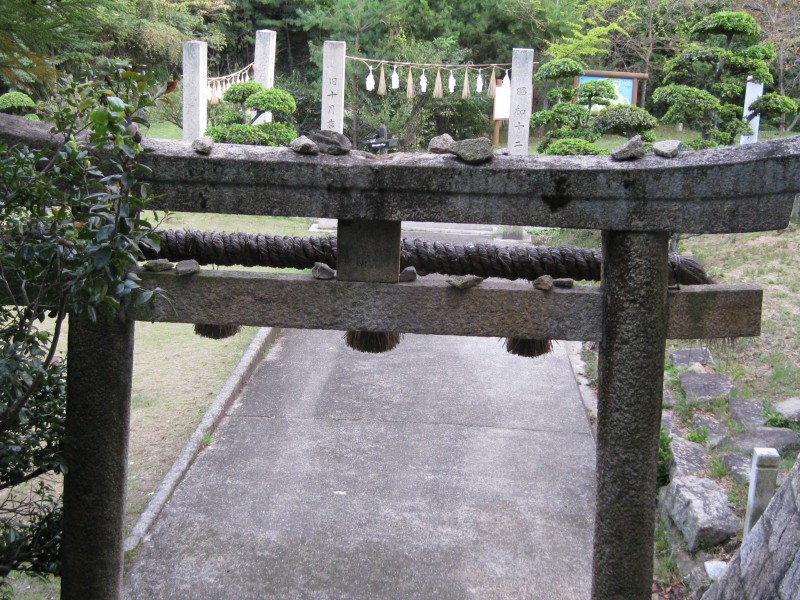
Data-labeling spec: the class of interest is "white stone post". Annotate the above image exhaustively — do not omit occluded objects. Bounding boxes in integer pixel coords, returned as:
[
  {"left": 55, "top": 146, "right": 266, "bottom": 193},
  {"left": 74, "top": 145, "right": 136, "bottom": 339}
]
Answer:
[
  {"left": 253, "top": 29, "right": 277, "bottom": 125},
  {"left": 182, "top": 41, "right": 208, "bottom": 142},
  {"left": 740, "top": 77, "right": 764, "bottom": 145},
  {"left": 321, "top": 41, "right": 346, "bottom": 133},
  {"left": 743, "top": 447, "right": 780, "bottom": 537},
  {"left": 507, "top": 48, "right": 535, "bottom": 156}
]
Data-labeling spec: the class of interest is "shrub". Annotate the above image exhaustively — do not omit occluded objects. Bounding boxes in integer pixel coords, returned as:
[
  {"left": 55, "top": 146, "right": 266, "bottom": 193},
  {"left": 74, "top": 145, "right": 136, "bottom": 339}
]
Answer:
[
  {"left": 0, "top": 92, "right": 35, "bottom": 116},
  {"left": 206, "top": 122, "right": 296, "bottom": 146},
  {"left": 222, "top": 81, "right": 264, "bottom": 104},
  {"left": 535, "top": 58, "right": 584, "bottom": 82},
  {"left": 245, "top": 88, "right": 296, "bottom": 120},
  {"left": 592, "top": 105, "right": 658, "bottom": 139},
  {"left": 254, "top": 122, "right": 296, "bottom": 146},
  {"left": 657, "top": 428, "right": 672, "bottom": 489},
  {"left": 544, "top": 138, "right": 600, "bottom": 155}
]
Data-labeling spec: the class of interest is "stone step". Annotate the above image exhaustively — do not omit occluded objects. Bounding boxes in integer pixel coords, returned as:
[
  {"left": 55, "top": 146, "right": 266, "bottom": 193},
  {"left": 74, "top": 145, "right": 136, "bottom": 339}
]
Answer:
[
  {"left": 728, "top": 397, "right": 766, "bottom": 430},
  {"left": 680, "top": 372, "right": 734, "bottom": 404}
]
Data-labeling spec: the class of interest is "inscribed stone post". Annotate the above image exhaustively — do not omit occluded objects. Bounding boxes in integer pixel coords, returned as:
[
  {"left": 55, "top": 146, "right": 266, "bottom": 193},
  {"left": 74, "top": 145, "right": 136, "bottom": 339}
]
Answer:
[
  {"left": 321, "top": 41, "right": 346, "bottom": 134},
  {"left": 743, "top": 447, "right": 780, "bottom": 537},
  {"left": 182, "top": 41, "right": 208, "bottom": 142},
  {"left": 740, "top": 78, "right": 764, "bottom": 145},
  {"left": 507, "top": 48, "right": 534, "bottom": 155},
  {"left": 253, "top": 30, "right": 277, "bottom": 125}
]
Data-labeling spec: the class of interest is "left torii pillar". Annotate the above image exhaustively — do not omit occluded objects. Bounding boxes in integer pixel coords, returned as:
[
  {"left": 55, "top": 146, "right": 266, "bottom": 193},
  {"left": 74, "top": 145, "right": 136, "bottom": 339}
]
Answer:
[{"left": 61, "top": 313, "right": 135, "bottom": 600}]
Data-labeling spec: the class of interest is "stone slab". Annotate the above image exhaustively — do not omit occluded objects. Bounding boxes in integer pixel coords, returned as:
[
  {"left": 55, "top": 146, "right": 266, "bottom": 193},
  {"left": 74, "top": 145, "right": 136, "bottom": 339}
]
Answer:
[
  {"left": 775, "top": 397, "right": 800, "bottom": 421},
  {"left": 722, "top": 452, "right": 752, "bottom": 484},
  {"left": 670, "top": 348, "right": 714, "bottom": 367},
  {"left": 720, "top": 427, "right": 800, "bottom": 453},
  {"left": 670, "top": 436, "right": 711, "bottom": 479},
  {"left": 123, "top": 331, "right": 596, "bottom": 600},
  {"left": 729, "top": 397, "right": 766, "bottom": 430},
  {"left": 680, "top": 372, "right": 734, "bottom": 404},
  {"left": 691, "top": 413, "right": 729, "bottom": 447}
]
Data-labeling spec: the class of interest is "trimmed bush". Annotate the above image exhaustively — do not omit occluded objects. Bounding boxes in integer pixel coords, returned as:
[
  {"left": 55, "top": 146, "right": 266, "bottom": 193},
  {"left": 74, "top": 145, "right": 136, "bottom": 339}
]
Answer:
[
  {"left": 592, "top": 105, "right": 658, "bottom": 139},
  {"left": 245, "top": 88, "right": 296, "bottom": 120},
  {"left": 222, "top": 81, "right": 264, "bottom": 104},
  {"left": 535, "top": 58, "right": 584, "bottom": 82},
  {"left": 254, "top": 122, "right": 296, "bottom": 146},
  {"left": 206, "top": 122, "right": 296, "bottom": 146},
  {"left": 0, "top": 91, "right": 35, "bottom": 115},
  {"left": 544, "top": 138, "right": 600, "bottom": 155}
]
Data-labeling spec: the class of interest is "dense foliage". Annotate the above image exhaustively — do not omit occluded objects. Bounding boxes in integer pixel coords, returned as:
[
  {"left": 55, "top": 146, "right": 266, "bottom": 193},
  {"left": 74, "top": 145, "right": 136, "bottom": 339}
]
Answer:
[{"left": 206, "top": 81, "right": 298, "bottom": 145}]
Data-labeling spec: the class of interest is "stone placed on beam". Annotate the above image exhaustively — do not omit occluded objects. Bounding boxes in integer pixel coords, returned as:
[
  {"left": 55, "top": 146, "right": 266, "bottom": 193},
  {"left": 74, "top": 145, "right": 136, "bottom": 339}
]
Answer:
[
  {"left": 305, "top": 130, "right": 352, "bottom": 155},
  {"left": 175, "top": 259, "right": 201, "bottom": 277},
  {"left": 446, "top": 275, "right": 484, "bottom": 290},
  {"left": 142, "top": 259, "right": 174, "bottom": 272},
  {"left": 290, "top": 135, "right": 320, "bottom": 155},
  {"left": 552, "top": 278, "right": 574, "bottom": 288},
  {"left": 191, "top": 136, "right": 214, "bottom": 155},
  {"left": 532, "top": 275, "right": 554, "bottom": 290},
  {"left": 428, "top": 133, "right": 455, "bottom": 154},
  {"left": 399, "top": 266, "right": 417, "bottom": 282},
  {"left": 448, "top": 137, "right": 494, "bottom": 165},
  {"left": 653, "top": 140, "right": 683, "bottom": 158},
  {"left": 311, "top": 262, "right": 336, "bottom": 280},
  {"left": 610, "top": 135, "right": 647, "bottom": 161}
]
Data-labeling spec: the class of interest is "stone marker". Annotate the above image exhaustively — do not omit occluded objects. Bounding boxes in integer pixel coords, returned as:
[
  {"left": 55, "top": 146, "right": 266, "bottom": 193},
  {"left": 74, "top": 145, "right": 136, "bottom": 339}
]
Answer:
[
  {"left": 428, "top": 133, "right": 455, "bottom": 154},
  {"left": 311, "top": 262, "right": 335, "bottom": 280},
  {"left": 679, "top": 372, "right": 733, "bottom": 403},
  {"left": 142, "top": 259, "right": 174, "bottom": 272},
  {"left": 508, "top": 48, "right": 535, "bottom": 155},
  {"left": 610, "top": 135, "right": 647, "bottom": 161},
  {"left": 653, "top": 140, "right": 683, "bottom": 158},
  {"left": 669, "top": 436, "right": 710, "bottom": 479},
  {"left": 720, "top": 427, "right": 800, "bottom": 453},
  {"left": 728, "top": 397, "right": 766, "bottom": 430},
  {"left": 446, "top": 275, "right": 484, "bottom": 290},
  {"left": 191, "top": 136, "right": 214, "bottom": 155},
  {"left": 175, "top": 259, "right": 201, "bottom": 277},
  {"left": 290, "top": 135, "right": 319, "bottom": 155},
  {"left": 532, "top": 275, "right": 554, "bottom": 290},
  {"left": 743, "top": 447, "right": 780, "bottom": 537},
  {"left": 449, "top": 137, "right": 493, "bottom": 164},
  {"left": 320, "top": 41, "right": 345, "bottom": 133},
  {"left": 775, "top": 397, "right": 800, "bottom": 421},
  {"left": 182, "top": 41, "right": 207, "bottom": 142},
  {"left": 670, "top": 347, "right": 714, "bottom": 367},
  {"left": 398, "top": 266, "right": 417, "bottom": 282},
  {"left": 659, "top": 476, "right": 740, "bottom": 551}
]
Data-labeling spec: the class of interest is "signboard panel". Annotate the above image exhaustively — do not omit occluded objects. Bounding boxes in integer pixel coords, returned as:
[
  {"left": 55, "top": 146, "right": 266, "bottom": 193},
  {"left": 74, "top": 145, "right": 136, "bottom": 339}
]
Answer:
[{"left": 578, "top": 75, "right": 635, "bottom": 110}]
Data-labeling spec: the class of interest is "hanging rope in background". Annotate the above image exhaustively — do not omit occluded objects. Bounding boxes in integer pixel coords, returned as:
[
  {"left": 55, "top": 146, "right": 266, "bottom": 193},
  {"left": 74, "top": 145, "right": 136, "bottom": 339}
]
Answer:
[{"left": 207, "top": 63, "right": 254, "bottom": 104}]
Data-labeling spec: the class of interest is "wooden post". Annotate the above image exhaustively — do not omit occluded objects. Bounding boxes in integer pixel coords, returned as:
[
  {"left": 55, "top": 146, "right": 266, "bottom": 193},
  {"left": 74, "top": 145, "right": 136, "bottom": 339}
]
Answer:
[
  {"left": 253, "top": 29, "right": 277, "bottom": 125},
  {"left": 182, "top": 41, "right": 207, "bottom": 142},
  {"left": 321, "top": 41, "right": 346, "bottom": 133},
  {"left": 593, "top": 231, "right": 669, "bottom": 600},
  {"left": 61, "top": 314, "right": 135, "bottom": 600}
]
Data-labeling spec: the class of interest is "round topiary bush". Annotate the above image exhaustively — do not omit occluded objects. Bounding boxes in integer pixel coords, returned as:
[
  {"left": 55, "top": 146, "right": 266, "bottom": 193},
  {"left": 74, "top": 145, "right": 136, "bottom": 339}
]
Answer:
[
  {"left": 245, "top": 88, "right": 296, "bottom": 120},
  {"left": 206, "top": 123, "right": 269, "bottom": 145},
  {"left": 544, "top": 138, "right": 601, "bottom": 155},
  {"left": 592, "top": 105, "right": 658, "bottom": 139},
  {"left": 222, "top": 82, "right": 265, "bottom": 104},
  {"left": 0, "top": 91, "right": 35, "bottom": 115},
  {"left": 254, "top": 122, "right": 296, "bottom": 146},
  {"left": 535, "top": 58, "right": 584, "bottom": 82}
]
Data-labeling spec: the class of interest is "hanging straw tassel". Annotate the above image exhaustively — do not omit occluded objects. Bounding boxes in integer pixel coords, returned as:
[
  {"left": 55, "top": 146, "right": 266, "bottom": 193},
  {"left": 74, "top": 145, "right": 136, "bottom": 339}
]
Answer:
[
  {"left": 345, "top": 331, "right": 402, "bottom": 353},
  {"left": 433, "top": 69, "right": 444, "bottom": 99},
  {"left": 194, "top": 324, "right": 242, "bottom": 340},
  {"left": 407, "top": 68, "right": 416, "bottom": 98},
  {"left": 505, "top": 337, "right": 553, "bottom": 358},
  {"left": 488, "top": 66, "right": 497, "bottom": 98},
  {"left": 462, "top": 68, "right": 471, "bottom": 99},
  {"left": 378, "top": 63, "right": 387, "bottom": 95}
]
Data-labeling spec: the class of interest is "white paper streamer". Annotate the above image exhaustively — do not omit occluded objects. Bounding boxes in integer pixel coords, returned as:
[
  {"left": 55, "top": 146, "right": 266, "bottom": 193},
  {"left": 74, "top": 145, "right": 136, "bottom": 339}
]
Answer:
[
  {"left": 476, "top": 69, "right": 484, "bottom": 93},
  {"left": 366, "top": 66, "right": 375, "bottom": 91},
  {"left": 420, "top": 69, "right": 428, "bottom": 93},
  {"left": 448, "top": 70, "right": 456, "bottom": 94},
  {"left": 391, "top": 65, "right": 400, "bottom": 89}
]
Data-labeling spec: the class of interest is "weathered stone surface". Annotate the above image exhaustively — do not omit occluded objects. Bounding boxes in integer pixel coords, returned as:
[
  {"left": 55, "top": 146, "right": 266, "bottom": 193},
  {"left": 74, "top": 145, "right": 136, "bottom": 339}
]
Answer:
[
  {"left": 720, "top": 427, "right": 800, "bottom": 453},
  {"left": 671, "top": 347, "right": 714, "bottom": 367},
  {"left": 702, "top": 457, "right": 800, "bottom": 600},
  {"left": 305, "top": 130, "right": 351, "bottom": 155},
  {"left": 680, "top": 372, "right": 733, "bottom": 403},
  {"left": 289, "top": 135, "right": 319, "bottom": 155},
  {"left": 311, "top": 262, "right": 335, "bottom": 280},
  {"left": 654, "top": 140, "right": 683, "bottom": 158},
  {"left": 445, "top": 275, "right": 484, "bottom": 290},
  {"left": 722, "top": 452, "right": 751, "bottom": 483},
  {"left": 533, "top": 275, "right": 554, "bottom": 290},
  {"left": 552, "top": 278, "right": 574, "bottom": 288},
  {"left": 775, "top": 397, "right": 800, "bottom": 421},
  {"left": 692, "top": 413, "right": 729, "bottom": 447},
  {"left": 3, "top": 113, "right": 798, "bottom": 234},
  {"left": 610, "top": 135, "right": 647, "bottom": 161},
  {"left": 659, "top": 476, "right": 740, "bottom": 551},
  {"left": 142, "top": 259, "right": 174, "bottom": 272},
  {"left": 191, "top": 136, "right": 214, "bottom": 155},
  {"left": 175, "top": 259, "right": 201, "bottom": 276},
  {"left": 670, "top": 436, "right": 710, "bottom": 479},
  {"left": 428, "top": 133, "right": 455, "bottom": 154},
  {"left": 729, "top": 397, "right": 766, "bottom": 430},
  {"left": 398, "top": 266, "right": 417, "bottom": 282},
  {"left": 663, "top": 386, "right": 677, "bottom": 408},
  {"left": 662, "top": 412, "right": 680, "bottom": 436},
  {"left": 449, "top": 137, "right": 493, "bottom": 165},
  {"left": 705, "top": 560, "right": 728, "bottom": 581}
]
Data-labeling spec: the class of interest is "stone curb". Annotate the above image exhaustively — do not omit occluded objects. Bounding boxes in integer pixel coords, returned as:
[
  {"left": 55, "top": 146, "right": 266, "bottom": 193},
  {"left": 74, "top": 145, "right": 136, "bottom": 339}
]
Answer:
[
  {"left": 123, "top": 327, "right": 282, "bottom": 554},
  {"left": 565, "top": 341, "right": 598, "bottom": 438}
]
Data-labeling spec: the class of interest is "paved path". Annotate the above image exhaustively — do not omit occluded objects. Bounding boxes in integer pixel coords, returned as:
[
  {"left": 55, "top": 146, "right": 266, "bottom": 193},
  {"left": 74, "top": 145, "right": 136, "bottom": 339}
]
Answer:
[{"left": 124, "top": 329, "right": 596, "bottom": 599}]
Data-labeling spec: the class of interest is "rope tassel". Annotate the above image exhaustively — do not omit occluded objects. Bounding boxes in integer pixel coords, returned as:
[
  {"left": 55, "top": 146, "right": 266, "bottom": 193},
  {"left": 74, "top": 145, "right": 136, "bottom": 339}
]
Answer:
[
  {"left": 488, "top": 67, "right": 497, "bottom": 98},
  {"left": 433, "top": 69, "right": 443, "bottom": 99},
  {"left": 406, "top": 68, "right": 416, "bottom": 98},
  {"left": 194, "top": 323, "right": 242, "bottom": 339},
  {"left": 462, "top": 68, "right": 470, "bottom": 99},
  {"left": 505, "top": 337, "right": 553, "bottom": 358},
  {"left": 378, "top": 64, "right": 387, "bottom": 95},
  {"left": 345, "top": 331, "right": 402, "bottom": 353}
]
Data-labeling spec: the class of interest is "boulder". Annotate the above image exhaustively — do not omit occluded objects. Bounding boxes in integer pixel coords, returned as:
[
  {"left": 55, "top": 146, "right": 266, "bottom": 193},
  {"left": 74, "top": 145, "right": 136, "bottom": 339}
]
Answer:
[
  {"left": 446, "top": 275, "right": 484, "bottom": 290},
  {"left": 670, "top": 347, "right": 714, "bottom": 367},
  {"left": 532, "top": 275, "right": 554, "bottom": 290},
  {"left": 428, "top": 133, "right": 455, "bottom": 154},
  {"left": 670, "top": 436, "right": 710, "bottom": 479},
  {"left": 659, "top": 476, "right": 740, "bottom": 552},
  {"left": 175, "top": 259, "right": 201, "bottom": 277},
  {"left": 449, "top": 137, "right": 494, "bottom": 164},
  {"left": 775, "top": 397, "right": 800, "bottom": 421},
  {"left": 692, "top": 413, "right": 729, "bottom": 448},
  {"left": 399, "top": 266, "right": 417, "bottom": 282},
  {"left": 721, "top": 452, "right": 751, "bottom": 484},
  {"left": 729, "top": 397, "right": 766, "bottom": 430},
  {"left": 653, "top": 139, "right": 683, "bottom": 158},
  {"left": 680, "top": 372, "right": 733, "bottom": 403},
  {"left": 720, "top": 427, "right": 800, "bottom": 453}
]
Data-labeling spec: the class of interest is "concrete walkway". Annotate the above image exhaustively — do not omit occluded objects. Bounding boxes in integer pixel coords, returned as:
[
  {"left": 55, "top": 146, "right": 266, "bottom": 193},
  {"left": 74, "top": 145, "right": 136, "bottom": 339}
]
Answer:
[{"left": 124, "top": 330, "right": 596, "bottom": 599}]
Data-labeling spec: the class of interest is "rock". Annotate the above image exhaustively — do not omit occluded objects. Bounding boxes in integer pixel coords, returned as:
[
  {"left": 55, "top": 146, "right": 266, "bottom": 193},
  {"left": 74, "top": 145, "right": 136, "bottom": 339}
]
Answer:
[
  {"left": 728, "top": 397, "right": 766, "bottom": 430},
  {"left": 289, "top": 135, "right": 320, "bottom": 155},
  {"left": 449, "top": 137, "right": 494, "bottom": 164},
  {"left": 311, "top": 262, "right": 336, "bottom": 280},
  {"left": 670, "top": 436, "right": 710, "bottom": 479},
  {"left": 305, "top": 130, "right": 352, "bottom": 155},
  {"left": 719, "top": 427, "right": 800, "bottom": 453},
  {"left": 428, "top": 133, "right": 455, "bottom": 154},
  {"left": 446, "top": 275, "right": 484, "bottom": 290},
  {"left": 663, "top": 385, "right": 678, "bottom": 409},
  {"left": 142, "top": 259, "right": 174, "bottom": 272},
  {"left": 399, "top": 266, "right": 417, "bottom": 282},
  {"left": 532, "top": 275, "right": 554, "bottom": 290},
  {"left": 610, "top": 135, "right": 647, "bottom": 161},
  {"left": 691, "top": 413, "right": 729, "bottom": 447},
  {"left": 662, "top": 412, "right": 680, "bottom": 436},
  {"left": 704, "top": 560, "right": 728, "bottom": 581},
  {"left": 721, "top": 452, "right": 751, "bottom": 484},
  {"left": 191, "top": 136, "right": 214, "bottom": 155},
  {"left": 654, "top": 139, "right": 683, "bottom": 158},
  {"left": 775, "top": 397, "right": 800, "bottom": 421},
  {"left": 659, "top": 476, "right": 740, "bottom": 552},
  {"left": 175, "top": 259, "right": 201, "bottom": 277},
  {"left": 552, "top": 278, "right": 574, "bottom": 288},
  {"left": 671, "top": 348, "right": 714, "bottom": 367},
  {"left": 680, "top": 372, "right": 733, "bottom": 404},
  {"left": 494, "top": 148, "right": 510, "bottom": 156}
]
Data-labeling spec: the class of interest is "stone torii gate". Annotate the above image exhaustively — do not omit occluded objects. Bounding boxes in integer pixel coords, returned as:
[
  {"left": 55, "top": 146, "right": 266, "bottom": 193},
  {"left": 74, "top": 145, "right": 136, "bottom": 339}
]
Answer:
[{"left": 1, "top": 114, "right": 798, "bottom": 599}]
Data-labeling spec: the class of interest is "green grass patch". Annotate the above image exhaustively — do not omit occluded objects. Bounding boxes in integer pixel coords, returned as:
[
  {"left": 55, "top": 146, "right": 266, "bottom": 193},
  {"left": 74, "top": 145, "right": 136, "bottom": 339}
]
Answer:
[{"left": 144, "top": 120, "right": 182, "bottom": 140}]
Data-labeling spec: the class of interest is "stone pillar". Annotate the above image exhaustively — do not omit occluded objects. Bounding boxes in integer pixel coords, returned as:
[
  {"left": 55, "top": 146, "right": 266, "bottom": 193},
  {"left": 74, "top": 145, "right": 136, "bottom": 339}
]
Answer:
[
  {"left": 743, "top": 447, "right": 780, "bottom": 537},
  {"left": 740, "top": 78, "right": 764, "bottom": 145},
  {"left": 593, "top": 231, "right": 669, "bottom": 600},
  {"left": 182, "top": 40, "right": 208, "bottom": 142},
  {"left": 321, "top": 41, "right": 346, "bottom": 133},
  {"left": 253, "top": 29, "right": 277, "bottom": 125},
  {"left": 507, "top": 48, "right": 534, "bottom": 156},
  {"left": 61, "top": 314, "right": 135, "bottom": 600}
]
